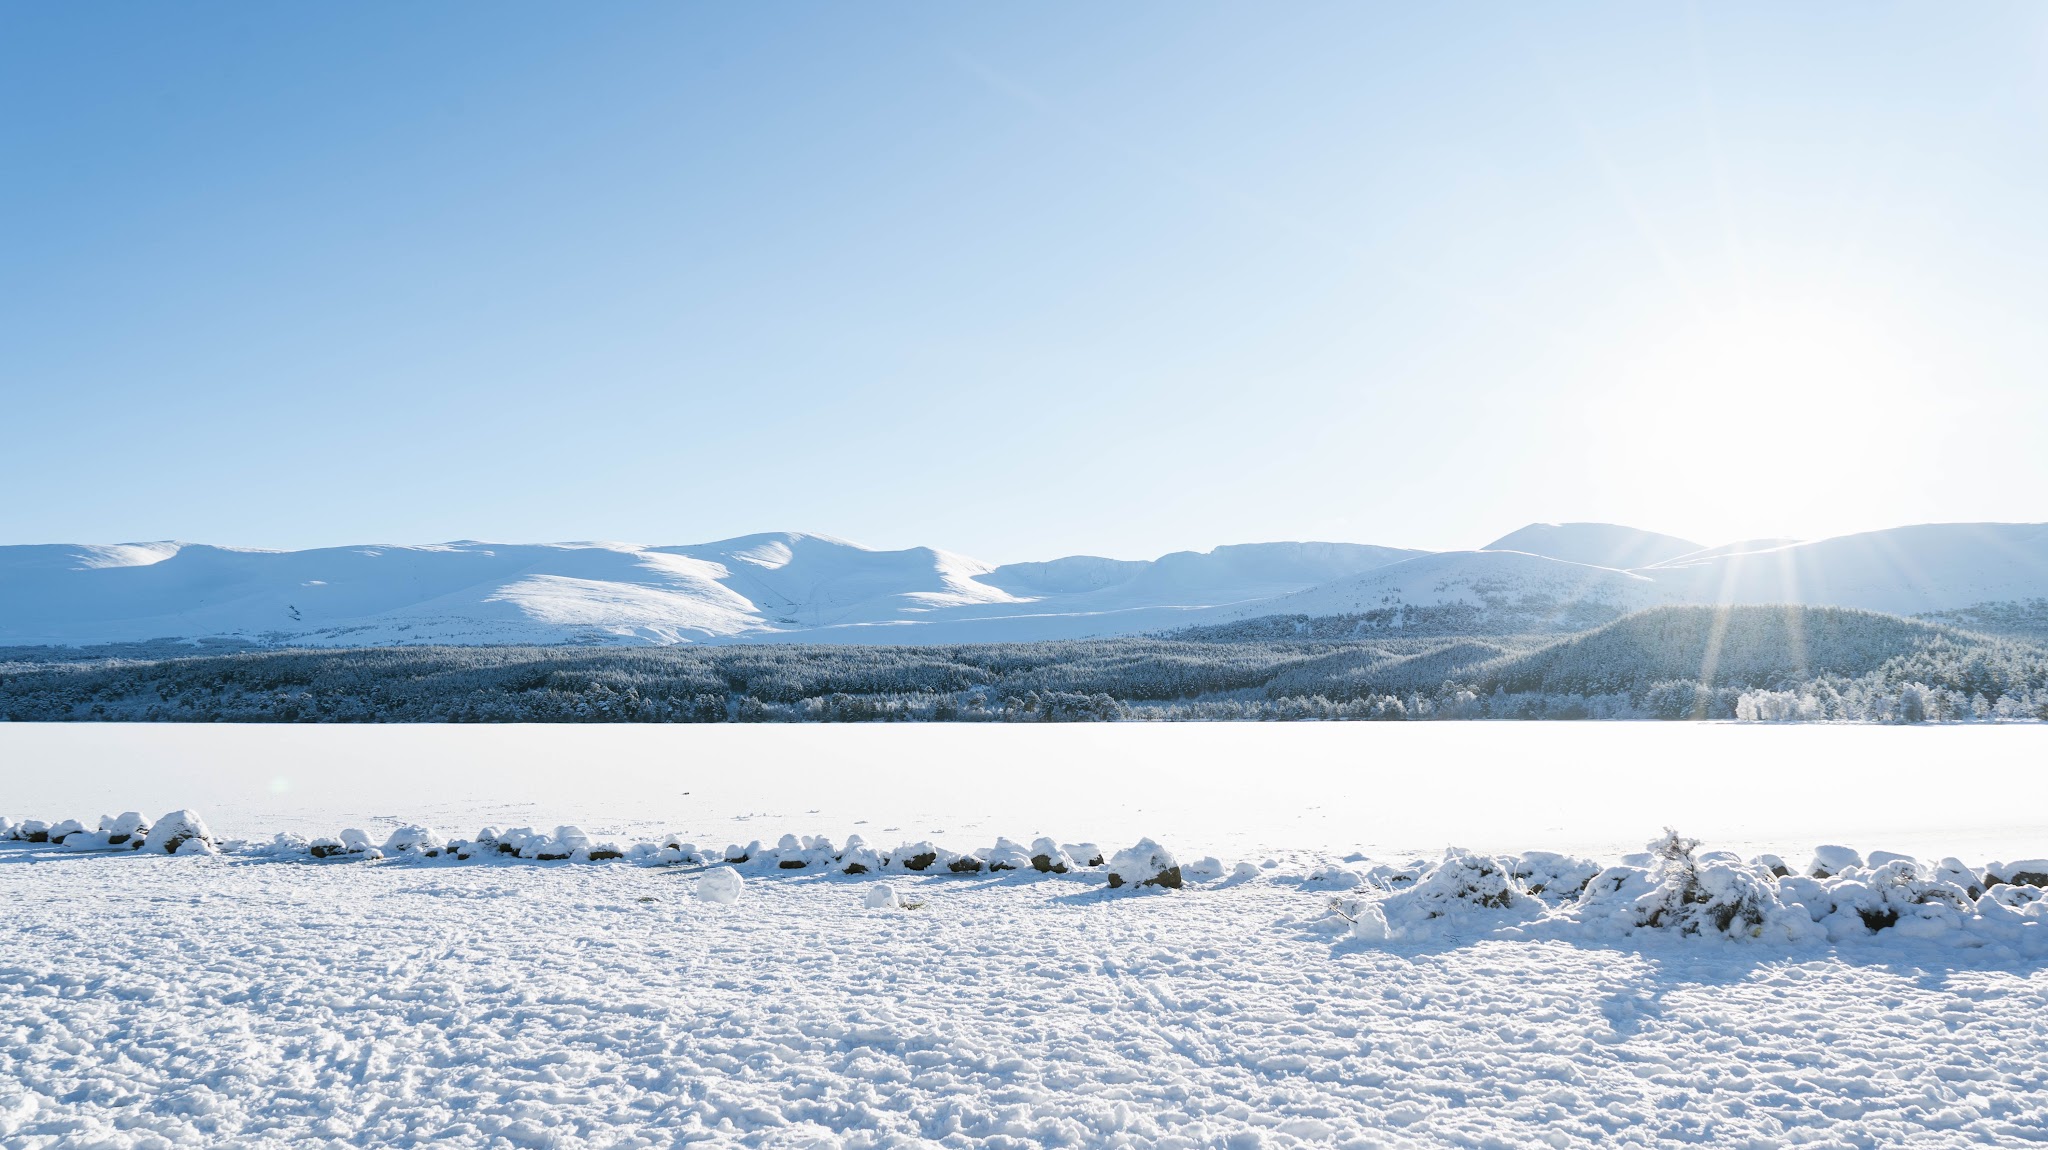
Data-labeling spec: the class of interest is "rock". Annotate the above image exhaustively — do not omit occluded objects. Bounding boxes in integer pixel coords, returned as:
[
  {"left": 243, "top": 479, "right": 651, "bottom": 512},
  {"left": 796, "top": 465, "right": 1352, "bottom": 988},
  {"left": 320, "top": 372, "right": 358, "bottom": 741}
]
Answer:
[
  {"left": 19, "top": 820, "right": 50, "bottom": 843},
  {"left": 1106, "top": 839, "right": 1182, "bottom": 890},
  {"left": 1029, "top": 838, "right": 1072, "bottom": 874},
  {"left": 586, "top": 847, "right": 624, "bottom": 861},
  {"left": 142, "top": 810, "right": 215, "bottom": 855},
  {"left": 382, "top": 825, "right": 446, "bottom": 856},
  {"left": 1064, "top": 843, "right": 1104, "bottom": 868},
  {"left": 947, "top": 855, "right": 985, "bottom": 874},
  {"left": 984, "top": 838, "right": 1033, "bottom": 872},
  {"left": 308, "top": 837, "right": 347, "bottom": 859},
  {"left": 696, "top": 866, "right": 745, "bottom": 904},
  {"left": 1809, "top": 845, "right": 1863, "bottom": 879},
  {"left": 893, "top": 843, "right": 939, "bottom": 872},
  {"left": 47, "top": 819, "right": 86, "bottom": 844},
  {"left": 99, "top": 812, "right": 148, "bottom": 846}
]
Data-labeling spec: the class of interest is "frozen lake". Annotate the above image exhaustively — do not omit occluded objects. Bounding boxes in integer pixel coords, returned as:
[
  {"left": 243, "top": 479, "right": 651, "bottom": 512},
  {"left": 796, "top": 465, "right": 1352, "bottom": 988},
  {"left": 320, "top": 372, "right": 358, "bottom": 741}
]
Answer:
[{"left": 5, "top": 722, "right": 2043, "bottom": 863}]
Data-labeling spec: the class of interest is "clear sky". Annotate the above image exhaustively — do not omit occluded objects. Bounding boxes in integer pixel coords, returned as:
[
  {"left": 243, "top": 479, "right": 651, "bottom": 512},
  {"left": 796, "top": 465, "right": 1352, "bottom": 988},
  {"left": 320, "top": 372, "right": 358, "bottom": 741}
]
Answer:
[{"left": 4, "top": 3, "right": 2045, "bottom": 562}]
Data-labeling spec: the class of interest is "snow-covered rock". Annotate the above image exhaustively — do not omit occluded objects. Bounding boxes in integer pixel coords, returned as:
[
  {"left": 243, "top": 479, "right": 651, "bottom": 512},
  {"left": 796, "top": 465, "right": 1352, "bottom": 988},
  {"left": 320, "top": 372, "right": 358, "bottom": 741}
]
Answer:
[
  {"left": 838, "top": 835, "right": 883, "bottom": 875},
  {"left": 47, "top": 819, "right": 85, "bottom": 843},
  {"left": 140, "top": 810, "right": 215, "bottom": 855},
  {"left": 1106, "top": 839, "right": 1181, "bottom": 890},
  {"left": 382, "top": 825, "right": 447, "bottom": 857},
  {"left": 863, "top": 884, "right": 903, "bottom": 910},
  {"left": 696, "top": 866, "right": 744, "bottom": 905},
  {"left": 17, "top": 820, "right": 51, "bottom": 843},
  {"left": 888, "top": 842, "right": 942, "bottom": 873},
  {"left": 1028, "top": 838, "right": 1073, "bottom": 874},
  {"left": 98, "top": 812, "right": 148, "bottom": 846},
  {"left": 982, "top": 837, "right": 1033, "bottom": 872},
  {"left": 1809, "top": 845, "right": 1864, "bottom": 878}
]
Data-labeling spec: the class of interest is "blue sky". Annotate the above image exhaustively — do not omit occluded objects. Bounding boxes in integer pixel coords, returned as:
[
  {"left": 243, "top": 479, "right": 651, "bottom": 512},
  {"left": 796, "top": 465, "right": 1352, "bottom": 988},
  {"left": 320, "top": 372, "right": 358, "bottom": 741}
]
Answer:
[{"left": 4, "top": 3, "right": 2045, "bottom": 562}]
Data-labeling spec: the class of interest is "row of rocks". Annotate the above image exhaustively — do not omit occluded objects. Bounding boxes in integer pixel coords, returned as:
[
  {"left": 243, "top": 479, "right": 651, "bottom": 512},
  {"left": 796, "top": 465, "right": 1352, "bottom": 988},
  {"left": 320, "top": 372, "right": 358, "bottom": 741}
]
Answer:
[
  {"left": 6, "top": 811, "right": 1209, "bottom": 891},
  {"left": 1339, "top": 834, "right": 2048, "bottom": 949},
  {"left": 0, "top": 811, "right": 217, "bottom": 855}
]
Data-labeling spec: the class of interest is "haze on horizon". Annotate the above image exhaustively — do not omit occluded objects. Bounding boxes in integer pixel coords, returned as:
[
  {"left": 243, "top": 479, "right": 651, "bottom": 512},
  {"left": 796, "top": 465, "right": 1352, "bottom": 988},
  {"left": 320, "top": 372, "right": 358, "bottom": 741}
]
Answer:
[{"left": 4, "top": 3, "right": 2045, "bottom": 564}]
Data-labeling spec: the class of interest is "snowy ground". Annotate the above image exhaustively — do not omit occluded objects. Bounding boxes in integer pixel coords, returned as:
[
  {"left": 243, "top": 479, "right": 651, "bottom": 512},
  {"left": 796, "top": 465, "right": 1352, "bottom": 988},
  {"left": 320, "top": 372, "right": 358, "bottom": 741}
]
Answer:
[
  {"left": 3, "top": 848, "right": 2045, "bottom": 1149},
  {"left": 4, "top": 724, "right": 2046, "bottom": 1148}
]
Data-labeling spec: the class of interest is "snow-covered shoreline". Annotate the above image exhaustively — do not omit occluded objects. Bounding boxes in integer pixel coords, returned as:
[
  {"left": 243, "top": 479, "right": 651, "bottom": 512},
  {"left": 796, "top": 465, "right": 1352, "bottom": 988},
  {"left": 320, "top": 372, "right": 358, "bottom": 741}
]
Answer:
[{"left": 7, "top": 811, "right": 2044, "bottom": 957}]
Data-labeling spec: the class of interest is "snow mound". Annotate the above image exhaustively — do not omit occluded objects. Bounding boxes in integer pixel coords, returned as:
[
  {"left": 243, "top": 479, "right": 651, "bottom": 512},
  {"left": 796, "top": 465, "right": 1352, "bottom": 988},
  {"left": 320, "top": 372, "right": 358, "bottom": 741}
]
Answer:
[{"left": 696, "top": 866, "right": 745, "bottom": 905}]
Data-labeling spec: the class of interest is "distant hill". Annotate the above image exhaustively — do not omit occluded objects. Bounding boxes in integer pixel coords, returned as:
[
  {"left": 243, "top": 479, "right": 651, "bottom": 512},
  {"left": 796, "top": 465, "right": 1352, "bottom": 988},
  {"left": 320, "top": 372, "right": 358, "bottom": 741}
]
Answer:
[
  {"left": 1641, "top": 523, "right": 2048, "bottom": 616},
  {"left": 1480, "top": 522, "right": 1704, "bottom": 568},
  {"left": 0, "top": 534, "right": 1420, "bottom": 648},
  {"left": 1450, "top": 603, "right": 2048, "bottom": 709},
  {"left": 5, "top": 520, "right": 2047, "bottom": 649}
]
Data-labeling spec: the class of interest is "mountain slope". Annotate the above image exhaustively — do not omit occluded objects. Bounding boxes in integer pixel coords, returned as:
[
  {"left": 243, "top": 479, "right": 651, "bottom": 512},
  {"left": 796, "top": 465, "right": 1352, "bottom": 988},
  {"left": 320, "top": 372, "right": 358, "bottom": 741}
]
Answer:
[
  {"left": 1214, "top": 550, "right": 1671, "bottom": 633},
  {"left": 0, "top": 535, "right": 1418, "bottom": 648},
  {"left": 1481, "top": 522, "right": 1703, "bottom": 569},
  {"left": 1645, "top": 522, "right": 2048, "bottom": 615}
]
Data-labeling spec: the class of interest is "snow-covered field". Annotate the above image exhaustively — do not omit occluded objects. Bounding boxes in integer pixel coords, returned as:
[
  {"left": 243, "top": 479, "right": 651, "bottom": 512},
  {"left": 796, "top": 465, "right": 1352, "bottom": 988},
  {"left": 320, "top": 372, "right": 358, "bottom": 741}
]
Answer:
[{"left": 5, "top": 724, "right": 2047, "bottom": 1148}]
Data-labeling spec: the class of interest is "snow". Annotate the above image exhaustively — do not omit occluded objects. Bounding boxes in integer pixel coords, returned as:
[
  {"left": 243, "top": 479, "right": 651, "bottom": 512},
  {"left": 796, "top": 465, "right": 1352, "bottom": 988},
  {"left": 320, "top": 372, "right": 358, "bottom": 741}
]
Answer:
[
  {"left": 0, "top": 534, "right": 1418, "bottom": 647},
  {"left": 2, "top": 839, "right": 2045, "bottom": 1148},
  {"left": 5, "top": 521, "right": 2045, "bottom": 646},
  {"left": 8, "top": 722, "right": 2045, "bottom": 865},
  {"left": 1480, "top": 522, "right": 1704, "bottom": 569},
  {"left": 4, "top": 722, "right": 2048, "bottom": 1145},
  {"left": 695, "top": 864, "right": 744, "bottom": 904}
]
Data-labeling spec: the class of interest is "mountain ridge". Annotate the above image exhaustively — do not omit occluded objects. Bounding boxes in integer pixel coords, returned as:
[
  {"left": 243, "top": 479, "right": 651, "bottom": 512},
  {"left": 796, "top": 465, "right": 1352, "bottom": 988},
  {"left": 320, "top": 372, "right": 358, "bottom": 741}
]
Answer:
[{"left": 4, "top": 521, "right": 2045, "bottom": 648}]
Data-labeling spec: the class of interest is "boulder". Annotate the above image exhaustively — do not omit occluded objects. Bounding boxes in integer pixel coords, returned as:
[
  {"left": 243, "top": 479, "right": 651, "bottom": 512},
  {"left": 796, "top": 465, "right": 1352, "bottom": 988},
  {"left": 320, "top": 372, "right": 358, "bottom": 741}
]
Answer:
[
  {"left": 99, "top": 812, "right": 148, "bottom": 846},
  {"left": 1028, "top": 837, "right": 1072, "bottom": 874},
  {"left": 141, "top": 810, "right": 215, "bottom": 855},
  {"left": 1809, "top": 845, "right": 1863, "bottom": 879},
  {"left": 1106, "top": 839, "right": 1181, "bottom": 890}
]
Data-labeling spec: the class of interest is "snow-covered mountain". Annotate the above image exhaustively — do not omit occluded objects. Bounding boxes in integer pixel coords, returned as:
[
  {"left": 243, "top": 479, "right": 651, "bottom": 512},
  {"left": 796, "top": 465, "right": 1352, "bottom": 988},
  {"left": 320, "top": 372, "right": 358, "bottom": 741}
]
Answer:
[
  {"left": 4, "top": 521, "right": 2044, "bottom": 648},
  {"left": 1640, "top": 522, "right": 2048, "bottom": 616},
  {"left": 0, "top": 534, "right": 1422, "bottom": 647},
  {"left": 1479, "top": 523, "right": 1703, "bottom": 570}
]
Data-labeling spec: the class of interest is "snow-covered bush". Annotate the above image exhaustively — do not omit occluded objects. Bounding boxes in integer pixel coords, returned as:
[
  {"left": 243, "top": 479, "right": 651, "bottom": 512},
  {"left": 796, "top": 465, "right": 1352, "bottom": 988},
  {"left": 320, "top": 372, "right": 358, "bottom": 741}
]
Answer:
[
  {"left": 1513, "top": 851, "right": 1600, "bottom": 900},
  {"left": 1626, "top": 830, "right": 1789, "bottom": 938},
  {"left": 141, "top": 810, "right": 216, "bottom": 855},
  {"left": 696, "top": 866, "right": 744, "bottom": 905},
  {"left": 1106, "top": 839, "right": 1181, "bottom": 890}
]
